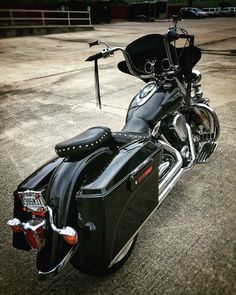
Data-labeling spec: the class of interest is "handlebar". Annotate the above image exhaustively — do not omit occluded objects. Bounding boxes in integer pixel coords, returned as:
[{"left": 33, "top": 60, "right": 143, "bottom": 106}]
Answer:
[
  {"left": 86, "top": 52, "right": 104, "bottom": 61},
  {"left": 166, "top": 26, "right": 193, "bottom": 42},
  {"left": 86, "top": 44, "right": 154, "bottom": 80},
  {"left": 86, "top": 46, "right": 117, "bottom": 62}
]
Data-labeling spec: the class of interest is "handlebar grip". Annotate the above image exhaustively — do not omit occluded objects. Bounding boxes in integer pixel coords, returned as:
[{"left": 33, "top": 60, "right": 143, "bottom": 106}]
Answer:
[
  {"left": 167, "top": 31, "right": 179, "bottom": 41},
  {"left": 86, "top": 52, "right": 104, "bottom": 62},
  {"left": 89, "top": 40, "right": 99, "bottom": 47}
]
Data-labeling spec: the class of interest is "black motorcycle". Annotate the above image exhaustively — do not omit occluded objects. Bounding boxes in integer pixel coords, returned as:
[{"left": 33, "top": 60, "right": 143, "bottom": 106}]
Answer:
[{"left": 7, "top": 16, "right": 220, "bottom": 278}]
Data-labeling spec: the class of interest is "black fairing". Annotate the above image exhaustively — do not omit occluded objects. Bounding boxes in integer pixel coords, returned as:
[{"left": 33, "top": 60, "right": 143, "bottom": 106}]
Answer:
[{"left": 118, "top": 34, "right": 201, "bottom": 79}]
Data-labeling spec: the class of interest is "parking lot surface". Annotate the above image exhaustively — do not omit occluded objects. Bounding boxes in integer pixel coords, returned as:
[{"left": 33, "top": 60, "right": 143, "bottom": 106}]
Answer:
[{"left": 0, "top": 18, "right": 236, "bottom": 295}]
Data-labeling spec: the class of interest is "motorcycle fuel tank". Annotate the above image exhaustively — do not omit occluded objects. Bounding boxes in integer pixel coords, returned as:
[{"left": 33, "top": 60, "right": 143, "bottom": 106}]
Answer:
[{"left": 126, "top": 82, "right": 184, "bottom": 127}]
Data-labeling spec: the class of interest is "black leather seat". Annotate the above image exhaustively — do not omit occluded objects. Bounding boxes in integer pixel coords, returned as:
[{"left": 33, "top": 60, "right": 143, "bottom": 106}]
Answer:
[
  {"left": 112, "top": 117, "right": 150, "bottom": 144},
  {"left": 55, "top": 119, "right": 150, "bottom": 158},
  {"left": 55, "top": 127, "right": 112, "bottom": 158},
  {"left": 122, "top": 117, "right": 150, "bottom": 134}
]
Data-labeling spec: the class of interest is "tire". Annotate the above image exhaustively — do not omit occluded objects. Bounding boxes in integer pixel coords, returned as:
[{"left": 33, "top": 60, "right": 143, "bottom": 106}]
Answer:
[{"left": 70, "top": 236, "right": 138, "bottom": 276}]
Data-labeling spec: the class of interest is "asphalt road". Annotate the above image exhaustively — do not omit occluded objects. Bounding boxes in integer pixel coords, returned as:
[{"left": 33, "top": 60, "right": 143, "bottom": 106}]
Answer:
[{"left": 0, "top": 18, "right": 236, "bottom": 295}]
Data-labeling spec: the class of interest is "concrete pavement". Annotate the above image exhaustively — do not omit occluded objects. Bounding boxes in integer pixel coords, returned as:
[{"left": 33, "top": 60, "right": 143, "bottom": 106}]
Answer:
[{"left": 0, "top": 18, "right": 236, "bottom": 295}]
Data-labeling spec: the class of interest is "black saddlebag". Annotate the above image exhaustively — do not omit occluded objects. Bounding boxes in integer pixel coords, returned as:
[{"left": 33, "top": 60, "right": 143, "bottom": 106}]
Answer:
[{"left": 77, "top": 139, "right": 163, "bottom": 271}]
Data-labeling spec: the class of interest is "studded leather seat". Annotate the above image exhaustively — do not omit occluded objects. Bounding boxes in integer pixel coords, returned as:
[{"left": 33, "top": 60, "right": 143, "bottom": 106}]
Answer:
[
  {"left": 55, "top": 127, "right": 112, "bottom": 158},
  {"left": 55, "top": 120, "right": 150, "bottom": 158}
]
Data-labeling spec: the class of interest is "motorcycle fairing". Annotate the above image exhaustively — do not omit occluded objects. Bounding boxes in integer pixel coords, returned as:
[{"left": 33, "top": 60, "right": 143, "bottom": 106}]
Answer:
[{"left": 118, "top": 34, "right": 201, "bottom": 79}]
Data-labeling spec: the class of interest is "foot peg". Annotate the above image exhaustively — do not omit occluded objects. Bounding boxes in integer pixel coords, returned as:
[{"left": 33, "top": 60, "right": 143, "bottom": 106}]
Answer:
[{"left": 196, "top": 141, "right": 218, "bottom": 163}]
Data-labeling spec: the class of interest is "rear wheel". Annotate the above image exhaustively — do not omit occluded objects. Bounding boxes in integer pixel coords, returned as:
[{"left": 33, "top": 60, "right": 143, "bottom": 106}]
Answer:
[{"left": 70, "top": 236, "right": 138, "bottom": 276}]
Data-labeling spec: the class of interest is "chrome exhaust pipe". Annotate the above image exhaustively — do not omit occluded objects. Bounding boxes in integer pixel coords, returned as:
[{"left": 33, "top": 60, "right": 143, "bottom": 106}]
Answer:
[{"left": 158, "top": 141, "right": 183, "bottom": 200}]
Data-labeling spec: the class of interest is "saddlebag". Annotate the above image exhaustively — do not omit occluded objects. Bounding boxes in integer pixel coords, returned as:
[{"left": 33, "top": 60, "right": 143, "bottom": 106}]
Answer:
[{"left": 76, "top": 139, "right": 163, "bottom": 271}]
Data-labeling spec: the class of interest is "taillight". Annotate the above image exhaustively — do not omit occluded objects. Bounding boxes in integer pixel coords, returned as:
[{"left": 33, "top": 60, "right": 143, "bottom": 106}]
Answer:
[
  {"left": 24, "top": 219, "right": 46, "bottom": 251},
  {"left": 25, "top": 227, "right": 44, "bottom": 251},
  {"left": 32, "top": 211, "right": 46, "bottom": 218},
  {"left": 7, "top": 218, "right": 46, "bottom": 251}
]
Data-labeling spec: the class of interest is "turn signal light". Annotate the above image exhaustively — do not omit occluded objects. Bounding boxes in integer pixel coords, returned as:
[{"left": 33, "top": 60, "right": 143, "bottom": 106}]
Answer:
[
  {"left": 60, "top": 226, "right": 78, "bottom": 245},
  {"left": 11, "top": 225, "right": 23, "bottom": 233},
  {"left": 62, "top": 234, "right": 78, "bottom": 245},
  {"left": 7, "top": 218, "right": 23, "bottom": 233}
]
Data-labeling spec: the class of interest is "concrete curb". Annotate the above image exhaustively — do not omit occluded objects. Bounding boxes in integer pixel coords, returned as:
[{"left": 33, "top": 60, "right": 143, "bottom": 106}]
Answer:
[{"left": 0, "top": 25, "right": 94, "bottom": 38}]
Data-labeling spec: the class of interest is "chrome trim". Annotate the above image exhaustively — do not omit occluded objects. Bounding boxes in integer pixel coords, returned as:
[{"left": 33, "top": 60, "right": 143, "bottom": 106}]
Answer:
[
  {"left": 7, "top": 218, "right": 21, "bottom": 227},
  {"left": 47, "top": 206, "right": 61, "bottom": 234},
  {"left": 192, "top": 69, "right": 202, "bottom": 83},
  {"left": 111, "top": 239, "right": 134, "bottom": 266},
  {"left": 7, "top": 218, "right": 46, "bottom": 234},
  {"left": 151, "top": 121, "right": 161, "bottom": 138},
  {"left": 173, "top": 113, "right": 188, "bottom": 142},
  {"left": 38, "top": 244, "right": 78, "bottom": 278},
  {"left": 23, "top": 219, "right": 46, "bottom": 232},
  {"left": 185, "top": 123, "right": 196, "bottom": 169},
  {"left": 158, "top": 141, "right": 183, "bottom": 195},
  {"left": 108, "top": 47, "right": 153, "bottom": 80},
  {"left": 37, "top": 207, "right": 79, "bottom": 277},
  {"left": 192, "top": 103, "right": 220, "bottom": 141},
  {"left": 159, "top": 161, "right": 171, "bottom": 179},
  {"left": 159, "top": 168, "right": 184, "bottom": 203},
  {"left": 196, "top": 141, "right": 218, "bottom": 163},
  {"left": 47, "top": 206, "right": 78, "bottom": 239}
]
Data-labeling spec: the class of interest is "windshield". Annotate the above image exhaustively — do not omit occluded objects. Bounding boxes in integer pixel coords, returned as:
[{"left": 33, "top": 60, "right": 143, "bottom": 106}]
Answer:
[{"left": 118, "top": 34, "right": 201, "bottom": 78}]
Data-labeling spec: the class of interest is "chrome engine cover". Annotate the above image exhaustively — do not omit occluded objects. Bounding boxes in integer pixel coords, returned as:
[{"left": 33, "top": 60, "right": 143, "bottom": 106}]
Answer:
[
  {"left": 161, "top": 113, "right": 188, "bottom": 150},
  {"left": 173, "top": 114, "right": 188, "bottom": 142}
]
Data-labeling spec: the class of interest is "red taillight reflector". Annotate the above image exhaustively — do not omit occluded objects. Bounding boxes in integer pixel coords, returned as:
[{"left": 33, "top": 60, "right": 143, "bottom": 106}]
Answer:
[
  {"left": 26, "top": 230, "right": 39, "bottom": 250},
  {"left": 25, "top": 226, "right": 44, "bottom": 251},
  {"left": 32, "top": 211, "right": 46, "bottom": 218},
  {"left": 138, "top": 165, "right": 153, "bottom": 183}
]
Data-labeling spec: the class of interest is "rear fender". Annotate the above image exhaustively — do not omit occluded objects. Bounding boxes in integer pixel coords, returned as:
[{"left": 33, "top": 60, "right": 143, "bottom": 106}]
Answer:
[{"left": 36, "top": 147, "right": 113, "bottom": 275}]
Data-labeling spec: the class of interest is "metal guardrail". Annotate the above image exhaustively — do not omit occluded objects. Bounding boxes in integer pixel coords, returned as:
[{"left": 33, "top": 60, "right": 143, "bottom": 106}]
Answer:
[{"left": 0, "top": 9, "right": 91, "bottom": 27}]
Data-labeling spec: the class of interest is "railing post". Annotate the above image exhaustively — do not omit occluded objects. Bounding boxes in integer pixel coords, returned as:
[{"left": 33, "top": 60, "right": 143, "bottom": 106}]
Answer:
[
  {"left": 9, "top": 10, "right": 14, "bottom": 26},
  {"left": 67, "top": 11, "right": 71, "bottom": 26},
  {"left": 41, "top": 11, "right": 45, "bottom": 26},
  {"left": 89, "top": 12, "right": 91, "bottom": 26}
]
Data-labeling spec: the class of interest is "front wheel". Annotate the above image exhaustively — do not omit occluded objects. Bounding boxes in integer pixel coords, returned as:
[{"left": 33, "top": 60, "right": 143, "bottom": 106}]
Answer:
[{"left": 70, "top": 236, "right": 138, "bottom": 276}]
